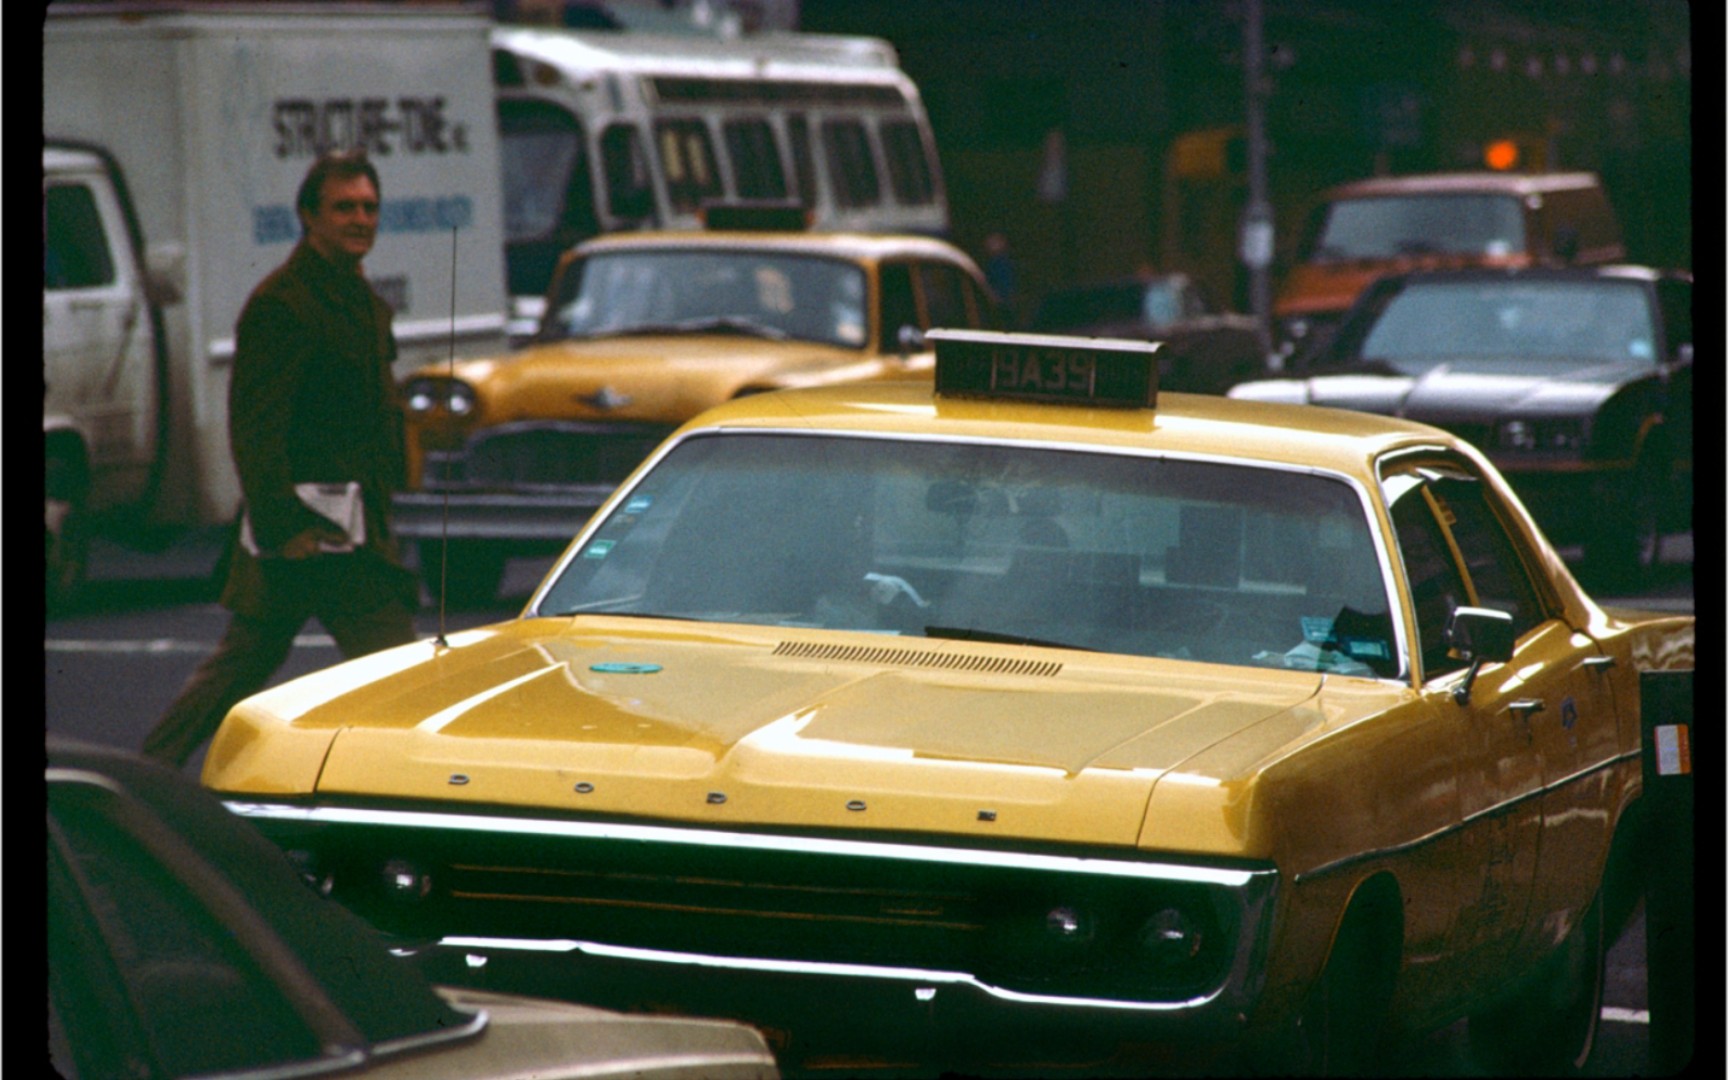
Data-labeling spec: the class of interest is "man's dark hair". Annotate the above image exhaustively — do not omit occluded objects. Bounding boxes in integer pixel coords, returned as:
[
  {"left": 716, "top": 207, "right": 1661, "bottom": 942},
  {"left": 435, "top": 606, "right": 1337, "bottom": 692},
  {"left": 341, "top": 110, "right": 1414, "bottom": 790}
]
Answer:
[{"left": 295, "top": 150, "right": 382, "bottom": 220}]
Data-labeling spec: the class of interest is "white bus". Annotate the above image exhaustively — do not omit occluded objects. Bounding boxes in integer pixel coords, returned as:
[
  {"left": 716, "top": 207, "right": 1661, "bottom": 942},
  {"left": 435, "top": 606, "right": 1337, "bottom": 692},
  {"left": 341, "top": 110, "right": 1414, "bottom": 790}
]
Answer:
[{"left": 492, "top": 26, "right": 950, "bottom": 320}]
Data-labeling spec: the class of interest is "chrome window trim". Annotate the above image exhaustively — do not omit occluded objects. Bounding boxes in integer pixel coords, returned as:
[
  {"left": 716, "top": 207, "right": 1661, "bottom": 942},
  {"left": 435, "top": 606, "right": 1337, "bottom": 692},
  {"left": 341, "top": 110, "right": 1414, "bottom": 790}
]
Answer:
[{"left": 525, "top": 424, "right": 1414, "bottom": 682}]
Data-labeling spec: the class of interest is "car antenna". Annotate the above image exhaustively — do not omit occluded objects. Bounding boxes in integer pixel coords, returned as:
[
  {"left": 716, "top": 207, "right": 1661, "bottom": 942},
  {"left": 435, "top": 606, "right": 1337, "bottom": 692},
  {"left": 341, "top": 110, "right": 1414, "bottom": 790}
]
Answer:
[{"left": 434, "top": 225, "right": 456, "bottom": 649}]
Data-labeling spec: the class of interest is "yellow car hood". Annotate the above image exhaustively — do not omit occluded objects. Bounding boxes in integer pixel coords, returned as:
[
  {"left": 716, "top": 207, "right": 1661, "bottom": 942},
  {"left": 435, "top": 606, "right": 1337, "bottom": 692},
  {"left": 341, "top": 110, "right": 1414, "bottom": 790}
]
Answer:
[
  {"left": 213, "top": 618, "right": 1325, "bottom": 849},
  {"left": 456, "top": 337, "right": 911, "bottom": 425}
]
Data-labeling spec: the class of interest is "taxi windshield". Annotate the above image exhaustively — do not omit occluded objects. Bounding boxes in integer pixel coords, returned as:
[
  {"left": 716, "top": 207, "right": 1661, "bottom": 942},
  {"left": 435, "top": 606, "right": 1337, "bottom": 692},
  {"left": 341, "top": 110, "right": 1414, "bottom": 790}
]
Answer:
[
  {"left": 536, "top": 433, "right": 1399, "bottom": 678},
  {"left": 1346, "top": 278, "right": 1658, "bottom": 376},
  {"left": 546, "top": 249, "right": 869, "bottom": 349}
]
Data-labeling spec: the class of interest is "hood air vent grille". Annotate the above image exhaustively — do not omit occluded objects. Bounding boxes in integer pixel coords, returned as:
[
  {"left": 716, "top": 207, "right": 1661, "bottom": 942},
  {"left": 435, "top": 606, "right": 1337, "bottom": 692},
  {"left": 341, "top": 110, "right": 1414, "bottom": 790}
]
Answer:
[{"left": 773, "top": 640, "right": 1062, "bottom": 678}]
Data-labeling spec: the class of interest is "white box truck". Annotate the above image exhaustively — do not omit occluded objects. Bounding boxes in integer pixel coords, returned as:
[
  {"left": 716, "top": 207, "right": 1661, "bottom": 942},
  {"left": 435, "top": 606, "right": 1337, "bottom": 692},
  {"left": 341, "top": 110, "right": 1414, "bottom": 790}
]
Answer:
[{"left": 43, "top": 2, "right": 509, "bottom": 607}]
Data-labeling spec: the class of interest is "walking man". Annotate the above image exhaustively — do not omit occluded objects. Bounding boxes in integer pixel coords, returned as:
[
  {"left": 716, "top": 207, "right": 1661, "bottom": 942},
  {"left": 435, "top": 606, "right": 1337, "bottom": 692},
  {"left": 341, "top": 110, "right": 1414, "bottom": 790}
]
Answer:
[{"left": 143, "top": 150, "right": 420, "bottom": 767}]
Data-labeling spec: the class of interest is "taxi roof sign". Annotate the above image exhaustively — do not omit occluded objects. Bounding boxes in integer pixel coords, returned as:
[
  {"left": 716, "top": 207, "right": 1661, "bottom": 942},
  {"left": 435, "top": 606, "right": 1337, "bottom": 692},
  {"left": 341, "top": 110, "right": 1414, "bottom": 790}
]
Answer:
[{"left": 929, "top": 329, "right": 1161, "bottom": 408}]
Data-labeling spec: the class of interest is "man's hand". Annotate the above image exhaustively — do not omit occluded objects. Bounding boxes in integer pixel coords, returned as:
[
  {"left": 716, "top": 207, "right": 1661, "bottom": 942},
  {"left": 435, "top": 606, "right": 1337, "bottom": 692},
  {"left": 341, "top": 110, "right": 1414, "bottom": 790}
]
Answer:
[{"left": 281, "top": 526, "right": 348, "bottom": 560}]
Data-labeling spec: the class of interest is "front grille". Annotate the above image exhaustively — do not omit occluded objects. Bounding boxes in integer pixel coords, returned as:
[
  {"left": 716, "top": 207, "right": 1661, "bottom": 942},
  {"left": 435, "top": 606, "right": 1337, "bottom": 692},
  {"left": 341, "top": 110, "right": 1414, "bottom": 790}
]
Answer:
[
  {"left": 267, "top": 811, "right": 1246, "bottom": 1004},
  {"left": 429, "top": 421, "right": 677, "bottom": 490}
]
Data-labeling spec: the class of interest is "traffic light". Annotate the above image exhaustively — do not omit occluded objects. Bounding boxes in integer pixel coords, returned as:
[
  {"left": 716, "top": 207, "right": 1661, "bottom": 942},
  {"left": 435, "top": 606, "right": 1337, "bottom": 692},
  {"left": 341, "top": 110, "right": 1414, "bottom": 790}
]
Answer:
[{"left": 1482, "top": 135, "right": 1546, "bottom": 172}]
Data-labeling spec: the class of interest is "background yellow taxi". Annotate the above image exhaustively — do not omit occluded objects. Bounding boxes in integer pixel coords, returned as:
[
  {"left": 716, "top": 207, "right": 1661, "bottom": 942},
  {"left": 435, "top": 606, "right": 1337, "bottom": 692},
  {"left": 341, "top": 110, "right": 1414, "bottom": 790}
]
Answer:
[
  {"left": 208, "top": 332, "right": 1691, "bottom": 1076},
  {"left": 399, "top": 209, "right": 997, "bottom": 606}
]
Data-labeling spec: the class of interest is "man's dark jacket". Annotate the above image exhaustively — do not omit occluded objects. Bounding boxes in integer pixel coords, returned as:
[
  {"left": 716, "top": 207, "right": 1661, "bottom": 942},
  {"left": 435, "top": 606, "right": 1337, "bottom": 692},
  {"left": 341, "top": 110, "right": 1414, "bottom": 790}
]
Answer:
[{"left": 220, "top": 241, "right": 419, "bottom": 618}]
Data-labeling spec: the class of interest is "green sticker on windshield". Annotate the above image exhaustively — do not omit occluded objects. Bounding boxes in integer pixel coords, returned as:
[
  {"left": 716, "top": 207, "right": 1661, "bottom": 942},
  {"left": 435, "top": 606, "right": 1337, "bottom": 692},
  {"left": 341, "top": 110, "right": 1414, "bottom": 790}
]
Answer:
[
  {"left": 582, "top": 539, "right": 616, "bottom": 560},
  {"left": 1300, "top": 616, "right": 1334, "bottom": 644}
]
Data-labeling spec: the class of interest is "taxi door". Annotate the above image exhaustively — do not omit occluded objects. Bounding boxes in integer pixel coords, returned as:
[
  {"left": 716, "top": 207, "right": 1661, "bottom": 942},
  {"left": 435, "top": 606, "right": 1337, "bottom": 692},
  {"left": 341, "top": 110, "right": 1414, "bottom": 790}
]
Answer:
[{"left": 1381, "top": 456, "right": 1606, "bottom": 1000}]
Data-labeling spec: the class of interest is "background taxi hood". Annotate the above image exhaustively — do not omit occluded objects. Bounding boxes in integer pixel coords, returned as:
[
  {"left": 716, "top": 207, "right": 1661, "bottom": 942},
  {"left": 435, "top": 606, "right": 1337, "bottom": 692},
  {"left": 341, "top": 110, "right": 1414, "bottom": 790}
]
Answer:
[
  {"left": 433, "top": 334, "right": 891, "bottom": 425},
  {"left": 206, "top": 618, "right": 1336, "bottom": 850}
]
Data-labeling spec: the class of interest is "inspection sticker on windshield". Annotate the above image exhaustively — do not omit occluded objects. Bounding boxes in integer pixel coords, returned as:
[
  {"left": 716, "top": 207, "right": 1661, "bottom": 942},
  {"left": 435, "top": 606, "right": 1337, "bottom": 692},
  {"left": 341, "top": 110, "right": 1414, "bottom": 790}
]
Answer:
[
  {"left": 624, "top": 495, "right": 653, "bottom": 514},
  {"left": 1339, "top": 637, "right": 1391, "bottom": 661},
  {"left": 582, "top": 539, "right": 616, "bottom": 560}
]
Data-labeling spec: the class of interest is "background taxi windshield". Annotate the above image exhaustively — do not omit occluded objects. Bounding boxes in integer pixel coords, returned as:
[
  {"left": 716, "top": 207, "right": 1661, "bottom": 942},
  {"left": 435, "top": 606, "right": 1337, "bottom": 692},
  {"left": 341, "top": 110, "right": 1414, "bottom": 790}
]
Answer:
[
  {"left": 549, "top": 250, "right": 868, "bottom": 348},
  {"left": 539, "top": 433, "right": 1398, "bottom": 678}
]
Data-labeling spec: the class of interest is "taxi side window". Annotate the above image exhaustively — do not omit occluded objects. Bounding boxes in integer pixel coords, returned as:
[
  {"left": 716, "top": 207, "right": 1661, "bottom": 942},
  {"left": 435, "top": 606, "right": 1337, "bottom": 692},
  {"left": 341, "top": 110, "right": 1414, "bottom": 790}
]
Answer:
[
  {"left": 1385, "top": 461, "right": 1548, "bottom": 682},
  {"left": 918, "top": 262, "right": 971, "bottom": 330},
  {"left": 1423, "top": 474, "right": 1545, "bottom": 638},
  {"left": 879, "top": 261, "right": 918, "bottom": 345},
  {"left": 1388, "top": 482, "right": 1472, "bottom": 679}
]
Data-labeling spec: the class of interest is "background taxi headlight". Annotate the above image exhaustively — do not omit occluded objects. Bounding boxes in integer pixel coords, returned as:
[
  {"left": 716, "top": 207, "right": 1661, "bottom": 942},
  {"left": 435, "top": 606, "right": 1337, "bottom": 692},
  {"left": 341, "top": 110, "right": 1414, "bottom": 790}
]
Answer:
[
  {"left": 403, "top": 377, "right": 478, "bottom": 417},
  {"left": 1495, "top": 417, "right": 1586, "bottom": 452}
]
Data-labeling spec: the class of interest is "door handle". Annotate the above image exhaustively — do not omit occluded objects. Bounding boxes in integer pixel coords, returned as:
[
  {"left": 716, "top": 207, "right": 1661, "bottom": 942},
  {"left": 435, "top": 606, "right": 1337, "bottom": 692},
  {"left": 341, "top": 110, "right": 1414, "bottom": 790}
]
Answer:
[
  {"left": 1507, "top": 698, "right": 1546, "bottom": 718},
  {"left": 1582, "top": 656, "right": 1616, "bottom": 671}
]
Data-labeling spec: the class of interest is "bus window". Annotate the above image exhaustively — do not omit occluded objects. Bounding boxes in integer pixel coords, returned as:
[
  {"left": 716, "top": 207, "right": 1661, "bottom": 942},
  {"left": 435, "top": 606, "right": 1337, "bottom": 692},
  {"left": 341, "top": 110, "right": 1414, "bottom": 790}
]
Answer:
[
  {"left": 722, "top": 118, "right": 788, "bottom": 200},
  {"left": 787, "top": 114, "right": 818, "bottom": 209},
  {"left": 881, "top": 120, "right": 934, "bottom": 206},
  {"left": 600, "top": 123, "right": 653, "bottom": 223},
  {"left": 822, "top": 119, "right": 881, "bottom": 209},
  {"left": 498, "top": 99, "right": 596, "bottom": 298},
  {"left": 656, "top": 119, "right": 722, "bottom": 213}
]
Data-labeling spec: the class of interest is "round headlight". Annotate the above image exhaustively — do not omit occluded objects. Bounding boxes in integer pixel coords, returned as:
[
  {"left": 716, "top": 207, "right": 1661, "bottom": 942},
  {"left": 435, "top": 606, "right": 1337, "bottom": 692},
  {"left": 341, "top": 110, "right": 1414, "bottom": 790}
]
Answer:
[
  {"left": 380, "top": 858, "right": 432, "bottom": 902},
  {"left": 1139, "top": 906, "right": 1204, "bottom": 969},
  {"left": 1045, "top": 905, "right": 1093, "bottom": 942}
]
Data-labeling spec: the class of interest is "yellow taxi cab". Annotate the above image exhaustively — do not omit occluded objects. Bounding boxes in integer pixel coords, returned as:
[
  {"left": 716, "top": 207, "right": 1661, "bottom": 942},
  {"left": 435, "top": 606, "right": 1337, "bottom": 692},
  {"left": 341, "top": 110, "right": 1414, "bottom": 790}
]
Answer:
[
  {"left": 398, "top": 205, "right": 996, "bottom": 605},
  {"left": 206, "top": 331, "right": 1691, "bottom": 1075}
]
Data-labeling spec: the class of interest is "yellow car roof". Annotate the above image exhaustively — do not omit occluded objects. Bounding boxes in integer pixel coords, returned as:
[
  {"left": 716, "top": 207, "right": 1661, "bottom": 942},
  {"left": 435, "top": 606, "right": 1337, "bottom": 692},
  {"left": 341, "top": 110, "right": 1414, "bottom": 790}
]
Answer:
[{"left": 675, "top": 378, "right": 1460, "bottom": 481}]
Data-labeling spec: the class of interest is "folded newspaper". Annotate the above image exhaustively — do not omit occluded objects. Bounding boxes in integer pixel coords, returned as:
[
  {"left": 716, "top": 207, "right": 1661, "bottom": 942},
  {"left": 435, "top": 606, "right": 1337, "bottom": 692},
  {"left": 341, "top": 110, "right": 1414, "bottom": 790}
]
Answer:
[{"left": 239, "top": 482, "right": 366, "bottom": 556}]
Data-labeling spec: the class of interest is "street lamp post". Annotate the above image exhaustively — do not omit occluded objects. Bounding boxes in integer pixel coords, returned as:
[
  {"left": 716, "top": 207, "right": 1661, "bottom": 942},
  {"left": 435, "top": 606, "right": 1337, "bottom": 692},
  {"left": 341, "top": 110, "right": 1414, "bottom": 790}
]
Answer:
[{"left": 1240, "top": 0, "right": 1275, "bottom": 364}]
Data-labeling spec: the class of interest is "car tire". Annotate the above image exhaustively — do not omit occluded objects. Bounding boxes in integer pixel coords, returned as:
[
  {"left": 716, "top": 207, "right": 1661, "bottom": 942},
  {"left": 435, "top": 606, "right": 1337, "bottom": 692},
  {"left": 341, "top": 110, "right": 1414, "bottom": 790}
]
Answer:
[
  {"left": 1467, "top": 891, "right": 1606, "bottom": 1075},
  {"left": 419, "top": 539, "right": 508, "bottom": 610}
]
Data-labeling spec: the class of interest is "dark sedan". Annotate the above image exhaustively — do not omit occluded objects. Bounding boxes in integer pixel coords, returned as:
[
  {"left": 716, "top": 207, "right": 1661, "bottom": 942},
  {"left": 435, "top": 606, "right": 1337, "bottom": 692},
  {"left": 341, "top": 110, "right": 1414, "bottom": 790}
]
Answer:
[
  {"left": 46, "top": 737, "right": 780, "bottom": 1079},
  {"left": 1231, "top": 265, "right": 1692, "bottom": 583},
  {"left": 1030, "top": 273, "right": 1268, "bottom": 394}
]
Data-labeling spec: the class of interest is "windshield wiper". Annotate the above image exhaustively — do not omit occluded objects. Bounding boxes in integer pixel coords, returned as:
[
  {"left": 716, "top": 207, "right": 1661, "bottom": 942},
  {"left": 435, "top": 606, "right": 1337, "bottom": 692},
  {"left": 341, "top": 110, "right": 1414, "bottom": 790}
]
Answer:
[
  {"left": 599, "top": 316, "right": 791, "bottom": 341},
  {"left": 923, "top": 625, "right": 1097, "bottom": 653}
]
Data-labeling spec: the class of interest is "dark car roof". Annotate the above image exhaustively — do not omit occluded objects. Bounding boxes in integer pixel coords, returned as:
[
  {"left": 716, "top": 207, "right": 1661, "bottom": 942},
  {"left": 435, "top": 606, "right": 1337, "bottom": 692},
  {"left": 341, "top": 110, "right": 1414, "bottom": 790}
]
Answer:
[
  {"left": 47, "top": 737, "right": 470, "bottom": 1049},
  {"left": 1367, "top": 263, "right": 1683, "bottom": 288}
]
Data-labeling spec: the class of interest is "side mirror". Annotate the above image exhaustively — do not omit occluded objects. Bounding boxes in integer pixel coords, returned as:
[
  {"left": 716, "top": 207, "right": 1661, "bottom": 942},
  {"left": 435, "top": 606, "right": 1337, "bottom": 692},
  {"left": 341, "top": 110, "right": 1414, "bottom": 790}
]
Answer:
[
  {"left": 144, "top": 242, "right": 186, "bottom": 306},
  {"left": 1444, "top": 605, "right": 1515, "bottom": 705},
  {"left": 895, "top": 324, "right": 925, "bottom": 358}
]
